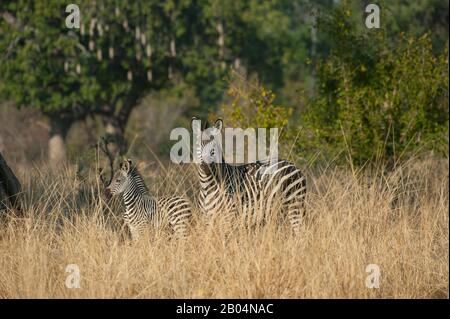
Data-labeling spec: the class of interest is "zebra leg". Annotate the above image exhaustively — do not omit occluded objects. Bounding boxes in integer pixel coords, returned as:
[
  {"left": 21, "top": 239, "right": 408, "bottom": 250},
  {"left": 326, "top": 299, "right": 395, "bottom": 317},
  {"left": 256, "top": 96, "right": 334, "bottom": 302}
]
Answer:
[
  {"left": 128, "top": 224, "right": 140, "bottom": 241},
  {"left": 287, "top": 205, "right": 301, "bottom": 235},
  {"left": 283, "top": 180, "right": 306, "bottom": 236},
  {"left": 286, "top": 200, "right": 305, "bottom": 235},
  {"left": 171, "top": 215, "right": 190, "bottom": 239},
  {"left": 168, "top": 199, "right": 192, "bottom": 239}
]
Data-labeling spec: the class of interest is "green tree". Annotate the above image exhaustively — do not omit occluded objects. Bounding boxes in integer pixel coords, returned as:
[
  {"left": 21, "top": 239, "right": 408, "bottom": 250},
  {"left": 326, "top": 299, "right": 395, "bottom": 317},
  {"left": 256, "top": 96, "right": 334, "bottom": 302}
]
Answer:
[
  {"left": 0, "top": 0, "right": 212, "bottom": 167},
  {"left": 0, "top": 1, "right": 90, "bottom": 169},
  {"left": 384, "top": 0, "right": 449, "bottom": 52},
  {"left": 301, "top": 2, "right": 449, "bottom": 165},
  {"left": 73, "top": 0, "right": 181, "bottom": 155}
]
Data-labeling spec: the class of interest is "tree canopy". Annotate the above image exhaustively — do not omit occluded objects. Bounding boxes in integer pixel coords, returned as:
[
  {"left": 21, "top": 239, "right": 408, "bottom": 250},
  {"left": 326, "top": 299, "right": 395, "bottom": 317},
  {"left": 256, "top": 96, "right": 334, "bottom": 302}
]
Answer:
[{"left": 0, "top": 0, "right": 448, "bottom": 167}]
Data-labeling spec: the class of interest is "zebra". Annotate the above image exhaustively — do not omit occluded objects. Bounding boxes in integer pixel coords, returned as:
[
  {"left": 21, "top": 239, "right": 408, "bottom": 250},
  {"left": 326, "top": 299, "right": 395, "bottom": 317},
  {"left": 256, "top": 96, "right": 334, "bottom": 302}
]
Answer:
[
  {"left": 105, "top": 159, "right": 192, "bottom": 240},
  {"left": 190, "top": 117, "right": 306, "bottom": 234}
]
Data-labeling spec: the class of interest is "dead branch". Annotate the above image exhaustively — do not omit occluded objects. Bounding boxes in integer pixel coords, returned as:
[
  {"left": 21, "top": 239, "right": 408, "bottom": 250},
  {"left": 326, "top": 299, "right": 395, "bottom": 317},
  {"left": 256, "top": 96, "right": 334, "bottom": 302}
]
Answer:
[{"left": 96, "top": 136, "right": 116, "bottom": 188}]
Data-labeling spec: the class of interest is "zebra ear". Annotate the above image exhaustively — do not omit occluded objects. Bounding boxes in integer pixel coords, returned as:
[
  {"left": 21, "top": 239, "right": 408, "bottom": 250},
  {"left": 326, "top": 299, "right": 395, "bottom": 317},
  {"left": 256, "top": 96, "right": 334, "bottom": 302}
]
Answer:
[
  {"left": 190, "top": 117, "right": 197, "bottom": 131},
  {"left": 214, "top": 119, "right": 223, "bottom": 131},
  {"left": 191, "top": 116, "right": 202, "bottom": 132},
  {"left": 127, "top": 159, "right": 133, "bottom": 169},
  {"left": 121, "top": 159, "right": 131, "bottom": 173}
]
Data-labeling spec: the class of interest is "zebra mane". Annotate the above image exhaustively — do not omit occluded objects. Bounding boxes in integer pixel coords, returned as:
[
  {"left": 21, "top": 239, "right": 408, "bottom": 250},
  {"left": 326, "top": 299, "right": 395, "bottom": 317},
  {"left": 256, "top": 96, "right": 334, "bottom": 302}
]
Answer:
[{"left": 128, "top": 165, "right": 150, "bottom": 195}]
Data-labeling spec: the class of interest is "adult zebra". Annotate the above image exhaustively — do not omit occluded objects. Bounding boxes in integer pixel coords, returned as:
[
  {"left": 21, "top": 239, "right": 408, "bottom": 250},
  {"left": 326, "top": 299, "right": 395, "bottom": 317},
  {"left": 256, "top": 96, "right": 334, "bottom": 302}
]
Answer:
[
  {"left": 190, "top": 118, "right": 306, "bottom": 234},
  {"left": 106, "top": 159, "right": 192, "bottom": 240}
]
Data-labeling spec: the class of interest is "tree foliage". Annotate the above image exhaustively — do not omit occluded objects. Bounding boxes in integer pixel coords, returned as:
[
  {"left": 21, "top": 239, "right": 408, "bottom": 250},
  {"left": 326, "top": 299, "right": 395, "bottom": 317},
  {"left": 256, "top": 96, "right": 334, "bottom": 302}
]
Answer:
[
  {"left": 301, "top": 3, "right": 449, "bottom": 165},
  {"left": 0, "top": 0, "right": 448, "bottom": 166}
]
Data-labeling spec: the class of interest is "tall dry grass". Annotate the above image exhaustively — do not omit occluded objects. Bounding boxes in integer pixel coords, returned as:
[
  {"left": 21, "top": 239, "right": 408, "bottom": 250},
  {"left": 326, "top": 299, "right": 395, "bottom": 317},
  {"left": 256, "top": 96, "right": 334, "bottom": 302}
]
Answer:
[{"left": 0, "top": 156, "right": 448, "bottom": 298}]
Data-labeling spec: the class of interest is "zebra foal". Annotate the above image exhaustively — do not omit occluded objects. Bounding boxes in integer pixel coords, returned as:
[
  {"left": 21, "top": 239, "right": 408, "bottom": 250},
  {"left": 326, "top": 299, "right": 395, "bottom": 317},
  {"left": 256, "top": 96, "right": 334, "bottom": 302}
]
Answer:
[{"left": 106, "top": 159, "right": 192, "bottom": 240}]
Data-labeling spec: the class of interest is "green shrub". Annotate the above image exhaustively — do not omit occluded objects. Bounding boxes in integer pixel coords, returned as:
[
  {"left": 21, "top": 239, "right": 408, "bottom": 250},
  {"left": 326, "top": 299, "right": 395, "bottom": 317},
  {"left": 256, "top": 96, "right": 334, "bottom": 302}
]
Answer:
[
  {"left": 301, "top": 5, "right": 449, "bottom": 165},
  {"left": 217, "top": 72, "right": 293, "bottom": 129},
  {"left": 215, "top": 72, "right": 297, "bottom": 162}
]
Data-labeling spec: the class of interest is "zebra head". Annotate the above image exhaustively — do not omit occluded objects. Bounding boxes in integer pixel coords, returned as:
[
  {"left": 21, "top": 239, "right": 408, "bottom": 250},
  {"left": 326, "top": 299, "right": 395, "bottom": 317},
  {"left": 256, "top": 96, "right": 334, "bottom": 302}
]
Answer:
[
  {"left": 191, "top": 117, "right": 223, "bottom": 166},
  {"left": 106, "top": 159, "right": 134, "bottom": 196}
]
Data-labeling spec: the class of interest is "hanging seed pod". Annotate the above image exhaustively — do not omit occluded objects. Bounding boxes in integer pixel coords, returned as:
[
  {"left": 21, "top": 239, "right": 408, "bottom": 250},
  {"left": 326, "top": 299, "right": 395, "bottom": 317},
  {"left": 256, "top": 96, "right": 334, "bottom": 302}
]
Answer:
[
  {"left": 109, "top": 47, "right": 114, "bottom": 59},
  {"left": 170, "top": 39, "right": 176, "bottom": 57},
  {"left": 136, "top": 50, "right": 142, "bottom": 61},
  {"left": 76, "top": 64, "right": 81, "bottom": 74},
  {"left": 105, "top": 24, "right": 109, "bottom": 32},
  {"left": 148, "top": 70, "right": 153, "bottom": 82},
  {"left": 64, "top": 61, "right": 69, "bottom": 72},
  {"left": 89, "top": 40, "right": 95, "bottom": 51},
  {"left": 127, "top": 70, "right": 133, "bottom": 81},
  {"left": 140, "top": 33, "right": 146, "bottom": 45},
  {"left": 146, "top": 44, "right": 152, "bottom": 57},
  {"left": 115, "top": 7, "right": 120, "bottom": 17},
  {"left": 234, "top": 58, "right": 241, "bottom": 70},
  {"left": 97, "top": 49, "right": 103, "bottom": 61},
  {"left": 97, "top": 23, "right": 103, "bottom": 37},
  {"left": 135, "top": 27, "right": 141, "bottom": 40},
  {"left": 123, "top": 20, "right": 129, "bottom": 31},
  {"left": 80, "top": 23, "right": 85, "bottom": 36},
  {"left": 89, "top": 19, "right": 96, "bottom": 36}
]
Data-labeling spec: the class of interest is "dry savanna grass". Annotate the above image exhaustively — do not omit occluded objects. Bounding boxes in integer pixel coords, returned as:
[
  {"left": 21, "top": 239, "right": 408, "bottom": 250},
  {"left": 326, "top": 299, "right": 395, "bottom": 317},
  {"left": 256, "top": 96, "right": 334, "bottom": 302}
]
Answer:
[{"left": 0, "top": 156, "right": 448, "bottom": 298}]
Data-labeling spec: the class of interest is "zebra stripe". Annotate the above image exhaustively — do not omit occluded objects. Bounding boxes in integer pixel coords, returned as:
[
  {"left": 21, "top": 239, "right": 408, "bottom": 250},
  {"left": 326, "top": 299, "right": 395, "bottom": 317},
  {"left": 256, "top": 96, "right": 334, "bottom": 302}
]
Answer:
[
  {"left": 107, "top": 159, "right": 192, "bottom": 240},
  {"left": 191, "top": 118, "right": 306, "bottom": 234}
]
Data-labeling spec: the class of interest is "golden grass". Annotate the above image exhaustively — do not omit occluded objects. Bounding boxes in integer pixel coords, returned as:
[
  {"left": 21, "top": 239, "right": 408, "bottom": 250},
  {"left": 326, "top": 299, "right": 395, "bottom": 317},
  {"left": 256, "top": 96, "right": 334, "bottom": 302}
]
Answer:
[{"left": 0, "top": 156, "right": 448, "bottom": 298}]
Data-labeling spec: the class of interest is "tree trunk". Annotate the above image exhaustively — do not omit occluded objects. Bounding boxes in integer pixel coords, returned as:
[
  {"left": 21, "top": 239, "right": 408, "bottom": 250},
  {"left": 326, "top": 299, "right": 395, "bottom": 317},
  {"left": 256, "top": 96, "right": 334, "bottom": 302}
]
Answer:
[
  {"left": 48, "top": 116, "right": 70, "bottom": 171},
  {"left": 0, "top": 151, "right": 22, "bottom": 213},
  {"left": 102, "top": 115, "right": 127, "bottom": 157},
  {"left": 98, "top": 94, "right": 138, "bottom": 159}
]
